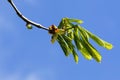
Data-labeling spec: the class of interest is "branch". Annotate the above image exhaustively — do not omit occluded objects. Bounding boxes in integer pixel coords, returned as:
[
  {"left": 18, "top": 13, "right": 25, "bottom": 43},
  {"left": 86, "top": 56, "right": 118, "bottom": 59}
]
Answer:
[{"left": 8, "top": 0, "right": 49, "bottom": 31}]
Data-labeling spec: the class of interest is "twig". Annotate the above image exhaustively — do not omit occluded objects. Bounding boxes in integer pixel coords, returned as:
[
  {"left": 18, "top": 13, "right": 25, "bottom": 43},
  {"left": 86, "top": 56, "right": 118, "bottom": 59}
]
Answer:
[{"left": 8, "top": 0, "right": 49, "bottom": 31}]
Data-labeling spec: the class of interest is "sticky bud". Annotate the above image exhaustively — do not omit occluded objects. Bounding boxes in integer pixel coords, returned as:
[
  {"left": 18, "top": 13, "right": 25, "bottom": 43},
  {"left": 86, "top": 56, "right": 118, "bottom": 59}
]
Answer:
[{"left": 26, "top": 23, "right": 32, "bottom": 29}]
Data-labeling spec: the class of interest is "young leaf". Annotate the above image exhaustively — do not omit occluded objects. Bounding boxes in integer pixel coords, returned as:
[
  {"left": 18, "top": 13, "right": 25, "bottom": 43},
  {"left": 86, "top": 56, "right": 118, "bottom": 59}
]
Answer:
[
  {"left": 82, "top": 37, "right": 101, "bottom": 62},
  {"left": 67, "top": 31, "right": 74, "bottom": 40},
  {"left": 74, "top": 27, "right": 83, "bottom": 50},
  {"left": 57, "top": 35, "right": 70, "bottom": 56},
  {"left": 86, "top": 42, "right": 102, "bottom": 62},
  {"left": 104, "top": 41, "right": 113, "bottom": 50},
  {"left": 78, "top": 26, "right": 89, "bottom": 41},
  {"left": 68, "top": 18, "right": 83, "bottom": 24},
  {"left": 86, "top": 29, "right": 113, "bottom": 50},
  {"left": 62, "top": 35, "right": 75, "bottom": 53},
  {"left": 80, "top": 31, "right": 102, "bottom": 62},
  {"left": 72, "top": 49, "right": 79, "bottom": 63},
  {"left": 79, "top": 39, "right": 93, "bottom": 60},
  {"left": 51, "top": 34, "right": 58, "bottom": 43},
  {"left": 62, "top": 35, "right": 79, "bottom": 63}
]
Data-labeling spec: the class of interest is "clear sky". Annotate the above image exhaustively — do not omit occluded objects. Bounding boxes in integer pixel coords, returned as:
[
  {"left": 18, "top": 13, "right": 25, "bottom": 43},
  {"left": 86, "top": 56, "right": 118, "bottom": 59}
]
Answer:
[{"left": 0, "top": 0, "right": 119, "bottom": 80}]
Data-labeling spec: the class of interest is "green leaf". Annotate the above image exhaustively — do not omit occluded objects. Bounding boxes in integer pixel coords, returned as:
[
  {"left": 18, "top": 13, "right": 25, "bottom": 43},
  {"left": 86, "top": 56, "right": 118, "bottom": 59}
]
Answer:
[
  {"left": 86, "top": 29, "right": 113, "bottom": 50},
  {"left": 78, "top": 26, "right": 113, "bottom": 50},
  {"left": 82, "top": 37, "right": 101, "bottom": 62},
  {"left": 87, "top": 42, "right": 102, "bottom": 62},
  {"left": 58, "top": 18, "right": 73, "bottom": 29},
  {"left": 51, "top": 34, "right": 58, "bottom": 43},
  {"left": 72, "top": 49, "right": 79, "bottom": 63},
  {"left": 79, "top": 39, "right": 93, "bottom": 60},
  {"left": 78, "top": 26, "right": 89, "bottom": 41},
  {"left": 74, "top": 27, "right": 83, "bottom": 50},
  {"left": 62, "top": 35, "right": 75, "bottom": 53},
  {"left": 80, "top": 31, "right": 102, "bottom": 62},
  {"left": 73, "top": 26, "right": 92, "bottom": 60},
  {"left": 104, "top": 41, "right": 113, "bottom": 50},
  {"left": 68, "top": 18, "right": 83, "bottom": 24},
  {"left": 67, "top": 31, "right": 74, "bottom": 40},
  {"left": 62, "top": 35, "right": 79, "bottom": 63},
  {"left": 57, "top": 35, "right": 70, "bottom": 56}
]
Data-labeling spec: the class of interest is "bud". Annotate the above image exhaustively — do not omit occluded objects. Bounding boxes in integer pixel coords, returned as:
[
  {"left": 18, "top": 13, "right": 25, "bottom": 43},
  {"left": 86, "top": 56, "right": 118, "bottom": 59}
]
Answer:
[{"left": 26, "top": 23, "right": 32, "bottom": 29}]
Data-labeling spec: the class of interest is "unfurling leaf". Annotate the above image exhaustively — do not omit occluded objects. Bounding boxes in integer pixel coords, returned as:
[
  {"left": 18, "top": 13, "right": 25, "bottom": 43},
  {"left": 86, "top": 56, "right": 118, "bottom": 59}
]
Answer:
[
  {"left": 73, "top": 50, "right": 79, "bottom": 63},
  {"left": 79, "top": 28, "right": 102, "bottom": 62},
  {"left": 68, "top": 18, "right": 83, "bottom": 24},
  {"left": 85, "top": 41, "right": 102, "bottom": 62},
  {"left": 67, "top": 31, "right": 74, "bottom": 40},
  {"left": 84, "top": 28, "right": 113, "bottom": 50},
  {"left": 51, "top": 34, "right": 58, "bottom": 43},
  {"left": 79, "top": 39, "right": 92, "bottom": 60},
  {"left": 50, "top": 17, "right": 113, "bottom": 63},
  {"left": 104, "top": 41, "right": 113, "bottom": 50},
  {"left": 57, "top": 35, "right": 70, "bottom": 56},
  {"left": 74, "top": 27, "right": 83, "bottom": 50}
]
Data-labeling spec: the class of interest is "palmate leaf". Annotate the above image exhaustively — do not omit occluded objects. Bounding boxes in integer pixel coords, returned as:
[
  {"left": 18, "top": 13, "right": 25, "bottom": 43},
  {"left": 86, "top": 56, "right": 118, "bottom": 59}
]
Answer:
[{"left": 50, "top": 18, "right": 113, "bottom": 63}]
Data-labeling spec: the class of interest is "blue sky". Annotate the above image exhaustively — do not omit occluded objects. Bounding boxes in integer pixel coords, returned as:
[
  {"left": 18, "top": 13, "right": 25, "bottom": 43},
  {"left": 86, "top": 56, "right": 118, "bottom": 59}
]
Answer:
[{"left": 0, "top": 0, "right": 120, "bottom": 80}]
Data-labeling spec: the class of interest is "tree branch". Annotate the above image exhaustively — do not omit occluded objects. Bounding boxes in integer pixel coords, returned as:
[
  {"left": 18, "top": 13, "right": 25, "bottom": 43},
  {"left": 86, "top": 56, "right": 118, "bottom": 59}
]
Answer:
[{"left": 8, "top": 0, "right": 49, "bottom": 31}]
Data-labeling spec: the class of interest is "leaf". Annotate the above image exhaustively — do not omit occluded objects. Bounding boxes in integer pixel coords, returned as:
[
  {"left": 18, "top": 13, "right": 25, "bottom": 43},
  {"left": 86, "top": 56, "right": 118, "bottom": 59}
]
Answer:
[
  {"left": 68, "top": 18, "right": 83, "bottom": 24},
  {"left": 58, "top": 18, "right": 73, "bottom": 29},
  {"left": 79, "top": 39, "right": 93, "bottom": 60},
  {"left": 78, "top": 26, "right": 113, "bottom": 50},
  {"left": 82, "top": 35, "right": 101, "bottom": 62},
  {"left": 73, "top": 26, "right": 92, "bottom": 60},
  {"left": 78, "top": 26, "right": 89, "bottom": 41},
  {"left": 62, "top": 35, "right": 75, "bottom": 53},
  {"left": 104, "top": 41, "right": 113, "bottom": 50},
  {"left": 87, "top": 42, "right": 102, "bottom": 62},
  {"left": 58, "top": 18, "right": 65, "bottom": 29},
  {"left": 57, "top": 35, "right": 70, "bottom": 56},
  {"left": 62, "top": 35, "right": 79, "bottom": 63},
  {"left": 86, "top": 29, "right": 113, "bottom": 50},
  {"left": 80, "top": 31, "right": 102, "bottom": 62},
  {"left": 51, "top": 34, "right": 58, "bottom": 43},
  {"left": 67, "top": 31, "right": 74, "bottom": 40},
  {"left": 74, "top": 27, "right": 83, "bottom": 50},
  {"left": 72, "top": 49, "right": 79, "bottom": 63}
]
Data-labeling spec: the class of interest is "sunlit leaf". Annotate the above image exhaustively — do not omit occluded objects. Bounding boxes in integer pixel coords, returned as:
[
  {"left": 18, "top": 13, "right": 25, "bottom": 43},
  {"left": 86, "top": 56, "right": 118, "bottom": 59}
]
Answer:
[
  {"left": 67, "top": 31, "right": 74, "bottom": 40},
  {"left": 79, "top": 39, "right": 92, "bottom": 60},
  {"left": 56, "top": 18, "right": 112, "bottom": 63},
  {"left": 57, "top": 35, "right": 70, "bottom": 56},
  {"left": 68, "top": 18, "right": 83, "bottom": 24},
  {"left": 72, "top": 49, "right": 79, "bottom": 63},
  {"left": 62, "top": 35, "right": 74, "bottom": 53},
  {"left": 74, "top": 27, "right": 83, "bottom": 50},
  {"left": 51, "top": 34, "right": 58, "bottom": 43},
  {"left": 85, "top": 28, "right": 113, "bottom": 50},
  {"left": 80, "top": 31, "right": 102, "bottom": 62},
  {"left": 87, "top": 42, "right": 102, "bottom": 62},
  {"left": 104, "top": 41, "right": 113, "bottom": 50},
  {"left": 78, "top": 26, "right": 89, "bottom": 41}
]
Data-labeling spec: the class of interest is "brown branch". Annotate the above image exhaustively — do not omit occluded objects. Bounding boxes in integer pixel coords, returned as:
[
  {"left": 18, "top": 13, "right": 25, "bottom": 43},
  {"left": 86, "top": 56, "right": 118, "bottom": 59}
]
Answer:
[{"left": 8, "top": 0, "right": 49, "bottom": 31}]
